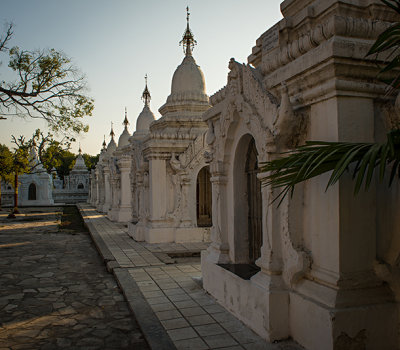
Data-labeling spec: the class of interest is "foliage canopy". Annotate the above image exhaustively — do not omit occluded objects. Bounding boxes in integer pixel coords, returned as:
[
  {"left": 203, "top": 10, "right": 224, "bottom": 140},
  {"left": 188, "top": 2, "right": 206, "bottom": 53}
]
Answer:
[{"left": 0, "top": 23, "right": 94, "bottom": 134}]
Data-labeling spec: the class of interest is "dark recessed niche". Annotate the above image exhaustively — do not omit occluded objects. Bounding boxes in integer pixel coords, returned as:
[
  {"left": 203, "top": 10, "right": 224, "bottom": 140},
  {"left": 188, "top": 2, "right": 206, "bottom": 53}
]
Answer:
[{"left": 218, "top": 263, "right": 260, "bottom": 280}]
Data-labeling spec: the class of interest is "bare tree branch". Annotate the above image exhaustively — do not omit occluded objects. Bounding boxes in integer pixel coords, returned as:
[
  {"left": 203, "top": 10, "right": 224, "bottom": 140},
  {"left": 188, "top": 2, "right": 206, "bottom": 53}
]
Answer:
[
  {"left": 0, "top": 24, "right": 94, "bottom": 134},
  {"left": 0, "top": 23, "right": 13, "bottom": 52}
]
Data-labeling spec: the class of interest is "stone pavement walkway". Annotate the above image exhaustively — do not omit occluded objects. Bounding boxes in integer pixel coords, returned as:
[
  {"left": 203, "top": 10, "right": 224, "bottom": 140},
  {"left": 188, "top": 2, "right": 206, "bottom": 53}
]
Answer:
[
  {"left": 80, "top": 206, "right": 209, "bottom": 269},
  {"left": 0, "top": 206, "right": 149, "bottom": 350},
  {"left": 79, "top": 203, "right": 304, "bottom": 350}
]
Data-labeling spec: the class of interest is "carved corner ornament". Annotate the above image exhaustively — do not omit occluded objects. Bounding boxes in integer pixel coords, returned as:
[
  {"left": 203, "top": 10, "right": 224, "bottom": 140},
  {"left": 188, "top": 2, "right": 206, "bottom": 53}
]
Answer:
[
  {"left": 273, "top": 82, "right": 307, "bottom": 152},
  {"left": 381, "top": 92, "right": 400, "bottom": 132}
]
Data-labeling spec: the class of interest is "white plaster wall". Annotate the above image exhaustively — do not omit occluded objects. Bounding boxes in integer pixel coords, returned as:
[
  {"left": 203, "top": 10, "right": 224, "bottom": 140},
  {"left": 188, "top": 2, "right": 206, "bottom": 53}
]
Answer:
[{"left": 202, "top": 250, "right": 289, "bottom": 341}]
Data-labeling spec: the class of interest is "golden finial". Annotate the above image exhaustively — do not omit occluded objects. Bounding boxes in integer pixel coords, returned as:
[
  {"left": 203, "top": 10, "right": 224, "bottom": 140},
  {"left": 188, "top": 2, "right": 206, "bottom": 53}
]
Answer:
[
  {"left": 179, "top": 6, "right": 196, "bottom": 56},
  {"left": 123, "top": 107, "right": 129, "bottom": 127},
  {"left": 142, "top": 74, "right": 151, "bottom": 106},
  {"left": 110, "top": 122, "right": 115, "bottom": 139}
]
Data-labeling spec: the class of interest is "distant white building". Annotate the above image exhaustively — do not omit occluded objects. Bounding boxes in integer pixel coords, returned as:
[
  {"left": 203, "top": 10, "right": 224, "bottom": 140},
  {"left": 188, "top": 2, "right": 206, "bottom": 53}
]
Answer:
[
  {"left": 53, "top": 147, "right": 90, "bottom": 204},
  {"left": 1, "top": 147, "right": 91, "bottom": 206},
  {"left": 18, "top": 146, "right": 54, "bottom": 206},
  {"left": 90, "top": 11, "right": 212, "bottom": 244},
  {"left": 64, "top": 147, "right": 90, "bottom": 191},
  {"left": 1, "top": 182, "right": 14, "bottom": 207}
]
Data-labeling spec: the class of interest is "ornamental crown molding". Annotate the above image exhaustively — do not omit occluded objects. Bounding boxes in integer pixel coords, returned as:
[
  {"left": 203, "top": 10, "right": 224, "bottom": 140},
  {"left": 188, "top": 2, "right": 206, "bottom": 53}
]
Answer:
[
  {"left": 249, "top": 1, "right": 396, "bottom": 73},
  {"left": 259, "top": 16, "right": 389, "bottom": 76},
  {"left": 280, "top": 0, "right": 385, "bottom": 20},
  {"left": 114, "top": 144, "right": 131, "bottom": 157},
  {"left": 158, "top": 100, "right": 211, "bottom": 119},
  {"left": 150, "top": 115, "right": 208, "bottom": 133},
  {"left": 117, "top": 156, "right": 131, "bottom": 169}
]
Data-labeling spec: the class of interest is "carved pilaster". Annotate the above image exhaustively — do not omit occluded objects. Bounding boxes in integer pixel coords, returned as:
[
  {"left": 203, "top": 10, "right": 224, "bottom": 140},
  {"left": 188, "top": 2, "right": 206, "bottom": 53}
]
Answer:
[{"left": 208, "top": 161, "right": 229, "bottom": 263}]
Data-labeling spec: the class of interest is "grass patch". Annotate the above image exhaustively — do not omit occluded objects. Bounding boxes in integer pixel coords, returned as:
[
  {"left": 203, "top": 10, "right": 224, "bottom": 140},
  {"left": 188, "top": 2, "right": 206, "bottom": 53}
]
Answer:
[{"left": 60, "top": 206, "right": 87, "bottom": 233}]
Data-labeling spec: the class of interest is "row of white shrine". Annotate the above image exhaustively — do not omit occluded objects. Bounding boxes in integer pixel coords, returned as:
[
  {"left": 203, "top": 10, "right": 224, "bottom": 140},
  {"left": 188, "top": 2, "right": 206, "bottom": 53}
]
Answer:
[{"left": 88, "top": 1, "right": 400, "bottom": 349}]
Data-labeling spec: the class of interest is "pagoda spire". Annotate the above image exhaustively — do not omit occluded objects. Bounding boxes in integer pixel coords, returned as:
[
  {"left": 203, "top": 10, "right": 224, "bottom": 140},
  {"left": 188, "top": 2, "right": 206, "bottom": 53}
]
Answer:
[
  {"left": 102, "top": 135, "right": 106, "bottom": 149},
  {"left": 142, "top": 74, "right": 151, "bottom": 106},
  {"left": 179, "top": 6, "right": 196, "bottom": 56},
  {"left": 78, "top": 143, "right": 82, "bottom": 154},
  {"left": 110, "top": 122, "right": 115, "bottom": 140},
  {"left": 123, "top": 107, "right": 129, "bottom": 128}
]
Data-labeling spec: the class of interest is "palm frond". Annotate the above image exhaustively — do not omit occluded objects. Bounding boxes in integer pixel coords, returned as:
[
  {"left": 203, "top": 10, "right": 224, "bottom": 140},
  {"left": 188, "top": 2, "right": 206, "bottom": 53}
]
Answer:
[
  {"left": 381, "top": 0, "right": 400, "bottom": 15},
  {"left": 366, "top": 1, "right": 400, "bottom": 90},
  {"left": 261, "top": 131, "right": 400, "bottom": 203}
]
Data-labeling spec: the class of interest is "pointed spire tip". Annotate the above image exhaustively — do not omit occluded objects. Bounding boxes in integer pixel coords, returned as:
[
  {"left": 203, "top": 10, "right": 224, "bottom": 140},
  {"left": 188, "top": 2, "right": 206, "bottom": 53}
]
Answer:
[
  {"left": 123, "top": 107, "right": 129, "bottom": 127},
  {"left": 142, "top": 74, "right": 151, "bottom": 106},
  {"left": 179, "top": 6, "right": 196, "bottom": 56},
  {"left": 110, "top": 122, "right": 115, "bottom": 139}
]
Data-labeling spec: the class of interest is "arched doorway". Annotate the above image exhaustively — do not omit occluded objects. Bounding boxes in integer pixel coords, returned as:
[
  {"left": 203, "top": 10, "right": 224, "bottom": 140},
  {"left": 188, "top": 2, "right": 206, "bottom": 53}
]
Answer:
[
  {"left": 245, "top": 138, "right": 262, "bottom": 263},
  {"left": 196, "top": 166, "right": 212, "bottom": 227},
  {"left": 28, "top": 183, "right": 37, "bottom": 200},
  {"left": 77, "top": 183, "right": 84, "bottom": 189},
  {"left": 233, "top": 134, "right": 263, "bottom": 265}
]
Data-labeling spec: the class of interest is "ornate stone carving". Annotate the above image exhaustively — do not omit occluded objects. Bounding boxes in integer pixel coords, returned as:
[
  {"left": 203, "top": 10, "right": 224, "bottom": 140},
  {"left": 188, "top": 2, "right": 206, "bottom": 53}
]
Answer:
[
  {"left": 211, "top": 59, "right": 307, "bottom": 162},
  {"left": 381, "top": 92, "right": 400, "bottom": 132},
  {"left": 279, "top": 197, "right": 312, "bottom": 286},
  {"left": 260, "top": 16, "right": 390, "bottom": 75},
  {"left": 273, "top": 82, "right": 306, "bottom": 151},
  {"left": 168, "top": 153, "right": 184, "bottom": 223}
]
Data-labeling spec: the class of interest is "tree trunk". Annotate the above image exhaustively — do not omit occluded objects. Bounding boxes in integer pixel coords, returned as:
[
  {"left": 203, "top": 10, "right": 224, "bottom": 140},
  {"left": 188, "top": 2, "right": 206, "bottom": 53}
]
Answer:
[
  {"left": 0, "top": 177, "right": 2, "bottom": 211},
  {"left": 13, "top": 173, "right": 19, "bottom": 214}
]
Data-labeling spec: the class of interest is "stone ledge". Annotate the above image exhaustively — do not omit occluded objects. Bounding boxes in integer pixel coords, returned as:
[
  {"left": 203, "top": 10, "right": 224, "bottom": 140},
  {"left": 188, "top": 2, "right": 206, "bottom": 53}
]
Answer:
[
  {"left": 113, "top": 268, "right": 177, "bottom": 350},
  {"left": 77, "top": 204, "right": 115, "bottom": 264}
]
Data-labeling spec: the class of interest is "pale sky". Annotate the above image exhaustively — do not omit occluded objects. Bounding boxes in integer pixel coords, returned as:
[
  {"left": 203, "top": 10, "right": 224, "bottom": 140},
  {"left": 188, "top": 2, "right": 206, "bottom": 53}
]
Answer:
[{"left": 0, "top": 0, "right": 283, "bottom": 155}]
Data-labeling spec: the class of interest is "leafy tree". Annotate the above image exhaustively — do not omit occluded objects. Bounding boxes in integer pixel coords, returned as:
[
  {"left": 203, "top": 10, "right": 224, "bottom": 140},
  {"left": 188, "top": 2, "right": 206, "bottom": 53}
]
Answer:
[
  {"left": 82, "top": 153, "right": 99, "bottom": 170},
  {"left": 40, "top": 143, "right": 65, "bottom": 172},
  {"left": 0, "top": 144, "right": 13, "bottom": 182},
  {"left": 29, "top": 128, "right": 74, "bottom": 173},
  {"left": 261, "top": 0, "right": 400, "bottom": 201},
  {"left": 10, "top": 135, "right": 31, "bottom": 176},
  {"left": 0, "top": 23, "right": 94, "bottom": 133},
  {"left": 0, "top": 144, "right": 13, "bottom": 209},
  {"left": 7, "top": 136, "right": 30, "bottom": 216},
  {"left": 55, "top": 150, "right": 76, "bottom": 180}
]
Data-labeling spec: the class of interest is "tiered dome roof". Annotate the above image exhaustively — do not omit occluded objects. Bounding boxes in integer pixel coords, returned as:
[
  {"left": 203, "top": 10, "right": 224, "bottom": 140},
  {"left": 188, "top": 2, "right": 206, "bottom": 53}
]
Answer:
[
  {"left": 135, "top": 75, "right": 155, "bottom": 135},
  {"left": 118, "top": 108, "right": 131, "bottom": 148},
  {"left": 106, "top": 125, "right": 117, "bottom": 157},
  {"left": 136, "top": 105, "right": 155, "bottom": 132},
  {"left": 159, "top": 7, "right": 209, "bottom": 115},
  {"left": 99, "top": 7, "right": 209, "bottom": 144},
  {"left": 71, "top": 146, "right": 88, "bottom": 173},
  {"left": 98, "top": 137, "right": 107, "bottom": 162},
  {"left": 167, "top": 55, "right": 208, "bottom": 105},
  {"left": 29, "top": 141, "right": 45, "bottom": 172}
]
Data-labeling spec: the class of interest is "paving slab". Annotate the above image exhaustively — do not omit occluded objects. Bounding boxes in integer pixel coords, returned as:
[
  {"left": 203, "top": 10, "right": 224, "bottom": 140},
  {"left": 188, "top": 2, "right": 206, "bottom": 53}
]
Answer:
[
  {"left": 78, "top": 203, "right": 305, "bottom": 350},
  {"left": 0, "top": 206, "right": 148, "bottom": 350}
]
